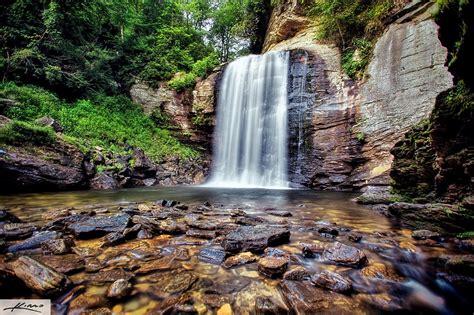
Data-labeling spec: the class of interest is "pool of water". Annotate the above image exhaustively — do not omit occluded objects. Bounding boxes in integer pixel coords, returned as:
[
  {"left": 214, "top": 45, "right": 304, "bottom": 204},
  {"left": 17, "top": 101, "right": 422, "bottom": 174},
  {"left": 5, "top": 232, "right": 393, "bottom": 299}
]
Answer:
[{"left": 1, "top": 187, "right": 471, "bottom": 314}]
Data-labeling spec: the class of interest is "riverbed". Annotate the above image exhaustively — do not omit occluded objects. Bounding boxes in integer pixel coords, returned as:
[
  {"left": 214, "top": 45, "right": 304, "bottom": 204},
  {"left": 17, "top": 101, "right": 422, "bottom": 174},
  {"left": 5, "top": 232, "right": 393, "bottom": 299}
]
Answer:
[{"left": 0, "top": 187, "right": 472, "bottom": 314}]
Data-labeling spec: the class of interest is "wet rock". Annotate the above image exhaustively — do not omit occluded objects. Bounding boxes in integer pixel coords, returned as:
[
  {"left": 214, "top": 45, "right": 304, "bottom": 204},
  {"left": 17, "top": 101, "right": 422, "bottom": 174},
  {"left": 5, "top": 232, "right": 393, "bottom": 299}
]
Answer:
[
  {"left": 222, "top": 225, "right": 290, "bottom": 253},
  {"left": 300, "top": 242, "right": 326, "bottom": 257},
  {"left": 41, "top": 238, "right": 73, "bottom": 254},
  {"left": 318, "top": 227, "right": 339, "bottom": 236},
  {"left": 217, "top": 303, "right": 233, "bottom": 315},
  {"left": 348, "top": 232, "right": 363, "bottom": 243},
  {"left": 322, "top": 242, "right": 368, "bottom": 267},
  {"left": 149, "top": 270, "right": 198, "bottom": 295},
  {"left": 222, "top": 252, "right": 258, "bottom": 268},
  {"left": 136, "top": 256, "right": 180, "bottom": 274},
  {"left": 159, "top": 199, "right": 179, "bottom": 207},
  {"left": 458, "top": 239, "right": 474, "bottom": 252},
  {"left": 311, "top": 270, "right": 352, "bottom": 293},
  {"left": 356, "top": 293, "right": 404, "bottom": 312},
  {"left": 440, "top": 255, "right": 474, "bottom": 276},
  {"left": 0, "top": 223, "right": 36, "bottom": 240},
  {"left": 7, "top": 230, "right": 59, "bottom": 252},
  {"left": 160, "top": 246, "right": 190, "bottom": 261},
  {"left": 283, "top": 266, "right": 311, "bottom": 281},
  {"left": 84, "top": 257, "right": 104, "bottom": 273},
  {"left": 11, "top": 256, "right": 71, "bottom": 296},
  {"left": 122, "top": 224, "right": 141, "bottom": 238},
  {"left": 361, "top": 262, "right": 402, "bottom": 281},
  {"left": 150, "top": 294, "right": 197, "bottom": 314},
  {"left": 82, "top": 308, "right": 112, "bottom": 315},
  {"left": 279, "top": 280, "right": 355, "bottom": 313},
  {"left": 185, "top": 214, "right": 217, "bottom": 230},
  {"left": 255, "top": 296, "right": 289, "bottom": 315},
  {"left": 72, "top": 246, "right": 102, "bottom": 258},
  {"left": 82, "top": 268, "right": 132, "bottom": 284},
  {"left": 69, "top": 213, "right": 130, "bottom": 238},
  {"left": 258, "top": 256, "right": 288, "bottom": 278},
  {"left": 186, "top": 229, "right": 216, "bottom": 239},
  {"left": 203, "top": 294, "right": 233, "bottom": 309},
  {"left": 137, "top": 228, "right": 153, "bottom": 239},
  {"left": 69, "top": 293, "right": 109, "bottom": 314},
  {"left": 265, "top": 210, "right": 293, "bottom": 217},
  {"left": 412, "top": 229, "right": 441, "bottom": 241},
  {"left": 106, "top": 279, "right": 131, "bottom": 298},
  {"left": 205, "top": 277, "right": 251, "bottom": 294},
  {"left": 230, "top": 209, "right": 247, "bottom": 217},
  {"left": 0, "top": 209, "right": 22, "bottom": 223},
  {"left": 159, "top": 219, "right": 186, "bottom": 234},
  {"left": 199, "top": 246, "right": 227, "bottom": 264},
  {"left": 37, "top": 254, "right": 85, "bottom": 274},
  {"left": 101, "top": 232, "right": 126, "bottom": 248},
  {"left": 235, "top": 216, "right": 267, "bottom": 225}
]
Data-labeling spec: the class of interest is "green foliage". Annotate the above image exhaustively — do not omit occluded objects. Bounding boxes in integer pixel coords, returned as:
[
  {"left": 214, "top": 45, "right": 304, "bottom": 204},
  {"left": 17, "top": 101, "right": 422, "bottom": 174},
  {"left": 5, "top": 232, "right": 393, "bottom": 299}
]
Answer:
[
  {"left": 192, "top": 114, "right": 213, "bottom": 128},
  {"left": 169, "top": 72, "right": 198, "bottom": 91},
  {"left": 0, "top": 82, "right": 198, "bottom": 161},
  {"left": 309, "top": 0, "right": 401, "bottom": 79},
  {"left": 355, "top": 131, "right": 366, "bottom": 142},
  {"left": 0, "top": 120, "right": 56, "bottom": 145},
  {"left": 457, "top": 231, "right": 474, "bottom": 239},
  {"left": 168, "top": 53, "right": 219, "bottom": 91}
]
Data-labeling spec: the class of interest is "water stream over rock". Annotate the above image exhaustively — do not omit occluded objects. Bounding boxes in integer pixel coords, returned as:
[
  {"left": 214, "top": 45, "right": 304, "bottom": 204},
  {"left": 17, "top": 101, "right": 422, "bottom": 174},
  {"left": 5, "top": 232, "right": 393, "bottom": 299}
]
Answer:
[{"left": 206, "top": 51, "right": 289, "bottom": 188}]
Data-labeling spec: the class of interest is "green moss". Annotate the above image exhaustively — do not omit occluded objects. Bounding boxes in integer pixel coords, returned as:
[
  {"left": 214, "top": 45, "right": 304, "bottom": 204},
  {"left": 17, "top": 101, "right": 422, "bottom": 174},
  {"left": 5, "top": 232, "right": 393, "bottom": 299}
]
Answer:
[
  {"left": 355, "top": 131, "right": 366, "bottom": 142},
  {"left": 192, "top": 114, "right": 213, "bottom": 128},
  {"left": 0, "top": 120, "right": 56, "bottom": 145},
  {"left": 457, "top": 231, "right": 474, "bottom": 239}
]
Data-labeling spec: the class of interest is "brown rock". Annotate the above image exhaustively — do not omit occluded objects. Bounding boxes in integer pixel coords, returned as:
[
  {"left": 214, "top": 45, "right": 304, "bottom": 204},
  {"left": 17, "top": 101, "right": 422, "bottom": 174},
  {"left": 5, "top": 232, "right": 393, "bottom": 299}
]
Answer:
[
  {"left": 255, "top": 296, "right": 289, "bottom": 315},
  {"left": 311, "top": 270, "right": 352, "bottom": 293},
  {"left": 186, "top": 229, "right": 216, "bottom": 239},
  {"left": 82, "top": 268, "right": 132, "bottom": 284},
  {"left": 41, "top": 238, "right": 74, "bottom": 254},
  {"left": 361, "top": 262, "right": 402, "bottom": 281},
  {"left": 160, "top": 246, "right": 190, "bottom": 261},
  {"left": 301, "top": 242, "right": 326, "bottom": 257},
  {"left": 258, "top": 256, "right": 288, "bottom": 278},
  {"left": 37, "top": 254, "right": 84, "bottom": 274},
  {"left": 0, "top": 223, "right": 36, "bottom": 240},
  {"left": 69, "top": 293, "right": 109, "bottom": 314},
  {"left": 136, "top": 256, "right": 180, "bottom": 274},
  {"left": 149, "top": 270, "right": 198, "bottom": 295},
  {"left": 222, "top": 225, "right": 290, "bottom": 253},
  {"left": 322, "top": 242, "right": 368, "bottom": 267},
  {"left": 198, "top": 246, "right": 227, "bottom": 264},
  {"left": 11, "top": 256, "right": 71, "bottom": 296},
  {"left": 222, "top": 252, "right": 258, "bottom": 268},
  {"left": 412, "top": 229, "right": 441, "bottom": 241},
  {"left": 283, "top": 266, "right": 311, "bottom": 281}
]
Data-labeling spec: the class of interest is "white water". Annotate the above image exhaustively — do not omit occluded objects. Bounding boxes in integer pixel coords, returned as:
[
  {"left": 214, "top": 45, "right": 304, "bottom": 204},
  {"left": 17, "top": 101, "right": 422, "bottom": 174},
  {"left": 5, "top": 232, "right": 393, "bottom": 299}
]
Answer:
[{"left": 205, "top": 51, "right": 290, "bottom": 188}]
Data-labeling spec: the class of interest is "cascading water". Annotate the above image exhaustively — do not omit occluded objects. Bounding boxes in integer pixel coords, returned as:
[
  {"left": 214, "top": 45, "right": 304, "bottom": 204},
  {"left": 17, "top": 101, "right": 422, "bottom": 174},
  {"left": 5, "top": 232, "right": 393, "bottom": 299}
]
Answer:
[{"left": 205, "top": 51, "right": 289, "bottom": 188}]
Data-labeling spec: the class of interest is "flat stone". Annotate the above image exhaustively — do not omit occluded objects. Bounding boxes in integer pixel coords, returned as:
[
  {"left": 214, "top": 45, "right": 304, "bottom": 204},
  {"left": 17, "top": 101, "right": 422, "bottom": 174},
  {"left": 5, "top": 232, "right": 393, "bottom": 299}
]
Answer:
[
  {"left": 69, "top": 213, "right": 130, "bottom": 238},
  {"left": 0, "top": 209, "right": 22, "bottom": 223},
  {"left": 106, "top": 279, "right": 131, "bottom": 298},
  {"left": 356, "top": 293, "right": 404, "bottom": 312},
  {"left": 203, "top": 294, "right": 233, "bottom": 309},
  {"left": 311, "top": 270, "right": 352, "bottom": 293},
  {"left": 37, "top": 254, "right": 85, "bottom": 274},
  {"left": 318, "top": 227, "right": 339, "bottom": 236},
  {"left": 149, "top": 270, "right": 198, "bottom": 295},
  {"left": 136, "top": 256, "right": 180, "bottom": 274},
  {"left": 186, "top": 229, "right": 216, "bottom": 239},
  {"left": 0, "top": 223, "right": 36, "bottom": 240},
  {"left": 7, "top": 231, "right": 59, "bottom": 252},
  {"left": 348, "top": 232, "right": 363, "bottom": 243},
  {"left": 266, "top": 210, "right": 293, "bottom": 217},
  {"left": 205, "top": 277, "right": 251, "bottom": 294},
  {"left": 41, "top": 238, "right": 73, "bottom": 254},
  {"left": 322, "top": 242, "right": 368, "bottom": 267},
  {"left": 222, "top": 252, "right": 258, "bottom": 268},
  {"left": 82, "top": 268, "right": 132, "bottom": 284},
  {"left": 199, "top": 246, "right": 227, "bottom": 264},
  {"left": 258, "top": 256, "right": 288, "bottom": 278},
  {"left": 160, "top": 246, "right": 190, "bottom": 261},
  {"left": 100, "top": 232, "right": 126, "bottom": 248},
  {"left": 412, "top": 229, "right": 441, "bottom": 241},
  {"left": 283, "top": 266, "right": 311, "bottom": 281},
  {"left": 11, "top": 256, "right": 71, "bottom": 296},
  {"left": 69, "top": 293, "right": 109, "bottom": 314},
  {"left": 222, "top": 225, "right": 290, "bottom": 253}
]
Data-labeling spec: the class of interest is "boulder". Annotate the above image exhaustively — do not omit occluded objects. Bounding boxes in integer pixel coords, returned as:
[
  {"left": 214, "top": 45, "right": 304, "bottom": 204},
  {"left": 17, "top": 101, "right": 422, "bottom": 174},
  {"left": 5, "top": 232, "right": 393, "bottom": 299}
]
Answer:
[
  {"left": 412, "top": 229, "right": 441, "bottom": 241},
  {"left": 283, "top": 266, "right": 311, "bottom": 281},
  {"left": 41, "top": 238, "right": 73, "bottom": 255},
  {"left": 11, "top": 256, "right": 71, "bottom": 296},
  {"left": 0, "top": 223, "right": 36, "bottom": 240},
  {"left": 311, "top": 270, "right": 352, "bottom": 293},
  {"left": 300, "top": 242, "right": 326, "bottom": 257},
  {"left": 69, "top": 213, "right": 130, "bottom": 238},
  {"left": 255, "top": 296, "right": 289, "bottom": 315},
  {"left": 222, "top": 225, "right": 290, "bottom": 253},
  {"left": 361, "top": 262, "right": 402, "bottom": 281},
  {"left": 90, "top": 172, "right": 119, "bottom": 190},
  {"left": 322, "top": 242, "right": 368, "bottom": 267}
]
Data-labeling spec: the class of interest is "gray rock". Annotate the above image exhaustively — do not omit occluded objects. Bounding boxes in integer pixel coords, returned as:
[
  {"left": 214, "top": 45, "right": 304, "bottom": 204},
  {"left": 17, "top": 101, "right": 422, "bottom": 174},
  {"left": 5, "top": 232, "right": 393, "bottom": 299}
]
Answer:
[
  {"left": 8, "top": 231, "right": 59, "bottom": 252},
  {"left": 255, "top": 296, "right": 290, "bottom": 315},
  {"left": 222, "top": 225, "right": 290, "bottom": 253},
  {"left": 412, "top": 229, "right": 441, "bottom": 241},
  {"left": 0, "top": 223, "right": 36, "bottom": 240},
  {"left": 41, "top": 238, "right": 73, "bottom": 255},
  {"left": 198, "top": 246, "right": 227, "bottom": 264},
  {"left": 69, "top": 213, "right": 130, "bottom": 238},
  {"left": 106, "top": 279, "right": 131, "bottom": 298}
]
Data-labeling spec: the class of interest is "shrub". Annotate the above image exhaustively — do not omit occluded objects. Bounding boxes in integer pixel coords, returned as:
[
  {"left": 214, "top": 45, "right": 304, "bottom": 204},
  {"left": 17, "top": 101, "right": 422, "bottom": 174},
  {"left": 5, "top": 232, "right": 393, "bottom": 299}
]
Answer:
[
  {"left": 0, "top": 120, "right": 56, "bottom": 145},
  {"left": 169, "top": 72, "right": 197, "bottom": 91}
]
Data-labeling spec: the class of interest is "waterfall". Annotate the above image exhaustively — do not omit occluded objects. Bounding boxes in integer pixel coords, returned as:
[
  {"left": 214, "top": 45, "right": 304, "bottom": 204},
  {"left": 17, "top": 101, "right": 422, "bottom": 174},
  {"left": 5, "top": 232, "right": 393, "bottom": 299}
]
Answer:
[{"left": 206, "top": 51, "right": 289, "bottom": 188}]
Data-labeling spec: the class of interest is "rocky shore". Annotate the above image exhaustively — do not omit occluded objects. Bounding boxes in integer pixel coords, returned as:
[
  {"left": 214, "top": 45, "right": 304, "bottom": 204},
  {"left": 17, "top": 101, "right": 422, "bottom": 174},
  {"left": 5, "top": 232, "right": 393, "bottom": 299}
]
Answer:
[{"left": 1, "top": 197, "right": 473, "bottom": 314}]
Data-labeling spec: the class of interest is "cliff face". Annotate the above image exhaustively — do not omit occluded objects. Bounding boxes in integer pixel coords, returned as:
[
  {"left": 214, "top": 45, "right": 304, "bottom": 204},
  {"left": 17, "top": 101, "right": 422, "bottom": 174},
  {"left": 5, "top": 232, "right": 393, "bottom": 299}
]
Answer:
[{"left": 265, "top": 0, "right": 453, "bottom": 191}]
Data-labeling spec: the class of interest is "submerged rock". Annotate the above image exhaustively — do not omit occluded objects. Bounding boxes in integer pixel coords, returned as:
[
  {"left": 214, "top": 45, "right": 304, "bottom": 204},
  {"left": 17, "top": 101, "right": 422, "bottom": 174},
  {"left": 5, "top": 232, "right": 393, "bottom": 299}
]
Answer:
[
  {"left": 0, "top": 209, "right": 22, "bottom": 223},
  {"left": 41, "top": 238, "right": 74, "bottom": 255},
  {"left": 221, "top": 225, "right": 290, "bottom": 253},
  {"left": 199, "top": 246, "right": 227, "bottom": 264},
  {"left": 69, "top": 213, "right": 130, "bottom": 238},
  {"left": 37, "top": 254, "right": 85, "bottom": 274},
  {"left": 255, "top": 296, "right": 289, "bottom": 315},
  {"left": 265, "top": 209, "right": 293, "bottom": 217},
  {"left": 322, "top": 242, "right": 368, "bottom": 267},
  {"left": 11, "top": 256, "right": 71, "bottom": 296},
  {"left": 300, "top": 242, "right": 326, "bottom": 257},
  {"left": 222, "top": 252, "right": 258, "bottom": 268},
  {"left": 311, "top": 270, "right": 352, "bottom": 293},
  {"left": 160, "top": 246, "right": 190, "bottom": 261},
  {"left": 283, "top": 266, "right": 311, "bottom": 281},
  {"left": 106, "top": 279, "right": 131, "bottom": 298},
  {"left": 136, "top": 256, "right": 180, "bottom": 274},
  {"left": 7, "top": 230, "right": 59, "bottom": 252},
  {"left": 149, "top": 270, "right": 198, "bottom": 295},
  {"left": 361, "top": 262, "right": 402, "bottom": 281}
]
